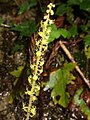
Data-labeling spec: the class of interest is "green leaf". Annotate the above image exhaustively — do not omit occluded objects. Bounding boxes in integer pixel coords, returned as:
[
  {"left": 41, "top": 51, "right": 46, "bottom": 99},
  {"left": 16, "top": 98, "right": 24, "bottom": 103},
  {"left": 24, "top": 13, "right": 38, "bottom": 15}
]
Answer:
[
  {"left": 46, "top": 63, "right": 75, "bottom": 107},
  {"left": 68, "top": 24, "right": 78, "bottom": 37},
  {"left": 84, "top": 34, "right": 90, "bottom": 45},
  {"left": 74, "top": 88, "right": 90, "bottom": 120},
  {"left": 12, "top": 44, "right": 24, "bottom": 52},
  {"left": 67, "top": 0, "right": 81, "bottom": 5},
  {"left": 59, "top": 28, "right": 70, "bottom": 38},
  {"left": 80, "top": 25, "right": 88, "bottom": 32},
  {"left": 10, "top": 66, "right": 24, "bottom": 77},
  {"left": 48, "top": 24, "right": 61, "bottom": 43},
  {"left": 80, "top": 0, "right": 90, "bottom": 12},
  {"left": 56, "top": 4, "right": 72, "bottom": 16},
  {"left": 18, "top": 0, "right": 37, "bottom": 15},
  {"left": 74, "top": 88, "right": 83, "bottom": 105},
  {"left": 11, "top": 21, "right": 37, "bottom": 36},
  {"left": 85, "top": 46, "right": 90, "bottom": 59},
  {"left": 48, "top": 24, "right": 70, "bottom": 43},
  {"left": 0, "top": 18, "right": 4, "bottom": 25}
]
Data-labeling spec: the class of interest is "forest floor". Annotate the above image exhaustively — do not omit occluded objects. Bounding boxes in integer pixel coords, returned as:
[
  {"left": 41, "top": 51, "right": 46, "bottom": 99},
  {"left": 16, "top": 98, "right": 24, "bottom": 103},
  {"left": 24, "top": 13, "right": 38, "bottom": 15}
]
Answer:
[{"left": 0, "top": 1, "right": 90, "bottom": 120}]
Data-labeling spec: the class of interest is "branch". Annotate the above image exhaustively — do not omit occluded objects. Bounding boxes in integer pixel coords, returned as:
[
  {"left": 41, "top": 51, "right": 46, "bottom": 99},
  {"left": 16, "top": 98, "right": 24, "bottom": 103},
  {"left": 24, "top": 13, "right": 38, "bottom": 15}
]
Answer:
[{"left": 59, "top": 40, "right": 90, "bottom": 89}]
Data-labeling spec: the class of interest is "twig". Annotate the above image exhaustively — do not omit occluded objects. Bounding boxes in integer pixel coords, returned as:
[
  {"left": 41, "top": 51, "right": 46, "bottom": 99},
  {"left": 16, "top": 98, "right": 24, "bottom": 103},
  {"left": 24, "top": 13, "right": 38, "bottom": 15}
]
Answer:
[
  {"left": 0, "top": 23, "right": 10, "bottom": 28},
  {"left": 59, "top": 40, "right": 90, "bottom": 89}
]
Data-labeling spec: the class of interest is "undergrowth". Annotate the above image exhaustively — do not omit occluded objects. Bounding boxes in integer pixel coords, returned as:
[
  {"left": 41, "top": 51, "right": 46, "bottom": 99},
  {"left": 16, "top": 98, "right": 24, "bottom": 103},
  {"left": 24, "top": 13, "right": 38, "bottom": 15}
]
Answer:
[{"left": 1, "top": 0, "right": 90, "bottom": 120}]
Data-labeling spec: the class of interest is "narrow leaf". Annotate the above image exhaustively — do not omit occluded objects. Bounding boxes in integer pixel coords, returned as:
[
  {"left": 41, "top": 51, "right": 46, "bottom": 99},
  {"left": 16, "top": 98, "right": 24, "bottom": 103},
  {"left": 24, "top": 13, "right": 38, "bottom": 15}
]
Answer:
[
  {"left": 18, "top": 0, "right": 37, "bottom": 15},
  {"left": 10, "top": 66, "right": 24, "bottom": 77},
  {"left": 11, "top": 21, "right": 37, "bottom": 36}
]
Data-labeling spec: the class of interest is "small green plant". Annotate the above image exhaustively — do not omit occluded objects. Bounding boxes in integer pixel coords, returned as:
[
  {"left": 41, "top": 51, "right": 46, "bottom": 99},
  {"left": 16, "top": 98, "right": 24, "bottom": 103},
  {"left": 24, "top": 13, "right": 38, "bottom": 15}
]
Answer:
[
  {"left": 18, "top": 0, "right": 37, "bottom": 15},
  {"left": 45, "top": 62, "right": 75, "bottom": 107},
  {"left": 74, "top": 88, "right": 90, "bottom": 120},
  {"left": 23, "top": 3, "right": 55, "bottom": 120},
  {"left": 1, "top": 1, "right": 90, "bottom": 119}
]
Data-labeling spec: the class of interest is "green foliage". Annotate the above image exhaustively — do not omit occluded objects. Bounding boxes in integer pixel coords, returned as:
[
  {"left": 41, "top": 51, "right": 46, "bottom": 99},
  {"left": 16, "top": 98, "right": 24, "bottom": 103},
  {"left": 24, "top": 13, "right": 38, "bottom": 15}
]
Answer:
[
  {"left": 11, "top": 21, "right": 37, "bottom": 36},
  {"left": 80, "top": 25, "right": 88, "bottom": 32},
  {"left": 0, "top": 18, "right": 4, "bottom": 25},
  {"left": 45, "top": 63, "right": 75, "bottom": 107},
  {"left": 85, "top": 46, "right": 90, "bottom": 59},
  {"left": 68, "top": 24, "right": 78, "bottom": 37},
  {"left": 12, "top": 44, "right": 24, "bottom": 52},
  {"left": 18, "top": 0, "right": 37, "bottom": 15},
  {"left": 48, "top": 23, "right": 79, "bottom": 43},
  {"left": 55, "top": 4, "right": 72, "bottom": 16},
  {"left": 68, "top": 0, "right": 90, "bottom": 12},
  {"left": 10, "top": 66, "right": 24, "bottom": 77},
  {"left": 80, "top": 0, "right": 90, "bottom": 12},
  {"left": 84, "top": 34, "right": 90, "bottom": 59},
  {"left": 84, "top": 34, "right": 90, "bottom": 46},
  {"left": 10, "top": 66, "right": 24, "bottom": 86},
  {"left": 48, "top": 24, "right": 70, "bottom": 43},
  {"left": 74, "top": 88, "right": 90, "bottom": 120},
  {"left": 67, "top": 0, "right": 81, "bottom": 5},
  {"left": 48, "top": 24, "right": 61, "bottom": 43}
]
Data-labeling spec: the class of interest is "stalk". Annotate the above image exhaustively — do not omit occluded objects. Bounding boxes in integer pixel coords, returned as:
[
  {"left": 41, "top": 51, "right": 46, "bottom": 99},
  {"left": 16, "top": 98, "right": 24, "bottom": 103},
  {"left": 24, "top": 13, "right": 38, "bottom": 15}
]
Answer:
[{"left": 24, "top": 3, "right": 55, "bottom": 120}]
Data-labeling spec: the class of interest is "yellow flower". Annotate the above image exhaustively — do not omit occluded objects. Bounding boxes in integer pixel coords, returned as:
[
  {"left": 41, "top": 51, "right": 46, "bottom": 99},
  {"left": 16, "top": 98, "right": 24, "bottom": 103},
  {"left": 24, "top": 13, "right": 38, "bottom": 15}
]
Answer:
[
  {"left": 49, "top": 20, "right": 53, "bottom": 25},
  {"left": 44, "top": 15, "right": 48, "bottom": 19},
  {"left": 46, "top": 9, "right": 50, "bottom": 14},
  {"left": 42, "top": 39, "right": 48, "bottom": 44},
  {"left": 50, "top": 10, "right": 54, "bottom": 15},
  {"left": 28, "top": 76, "right": 32, "bottom": 84},
  {"left": 38, "top": 31, "right": 44, "bottom": 37},
  {"left": 33, "top": 75, "right": 38, "bottom": 81},
  {"left": 30, "top": 106, "right": 36, "bottom": 117},
  {"left": 36, "top": 51, "right": 42, "bottom": 56},
  {"left": 32, "top": 96, "right": 37, "bottom": 101},
  {"left": 36, "top": 41, "right": 40, "bottom": 46},
  {"left": 30, "top": 64, "right": 35, "bottom": 70},
  {"left": 39, "top": 69, "right": 43, "bottom": 74}
]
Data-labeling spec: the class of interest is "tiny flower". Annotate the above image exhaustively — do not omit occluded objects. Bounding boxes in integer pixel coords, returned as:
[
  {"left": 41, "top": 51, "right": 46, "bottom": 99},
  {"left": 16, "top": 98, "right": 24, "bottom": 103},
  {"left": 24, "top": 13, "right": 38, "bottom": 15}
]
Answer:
[
  {"left": 36, "top": 51, "right": 42, "bottom": 56},
  {"left": 38, "top": 69, "right": 43, "bottom": 74},
  {"left": 47, "top": 4, "right": 51, "bottom": 9},
  {"left": 50, "top": 3, "right": 55, "bottom": 8},
  {"left": 49, "top": 3, "right": 53, "bottom": 6},
  {"left": 32, "top": 96, "right": 37, "bottom": 101},
  {"left": 45, "top": 35, "right": 49, "bottom": 40},
  {"left": 36, "top": 41, "right": 40, "bottom": 46},
  {"left": 25, "top": 90, "right": 32, "bottom": 95},
  {"left": 28, "top": 76, "right": 32, "bottom": 84},
  {"left": 33, "top": 75, "right": 38, "bottom": 81},
  {"left": 49, "top": 20, "right": 53, "bottom": 24},
  {"left": 38, "top": 31, "right": 44, "bottom": 37},
  {"left": 43, "top": 21, "right": 48, "bottom": 27},
  {"left": 30, "top": 106, "right": 36, "bottom": 117},
  {"left": 46, "top": 9, "right": 50, "bottom": 14},
  {"left": 42, "top": 39, "right": 48, "bottom": 44},
  {"left": 30, "top": 64, "right": 35, "bottom": 70},
  {"left": 50, "top": 10, "right": 54, "bottom": 15},
  {"left": 44, "top": 15, "right": 48, "bottom": 19}
]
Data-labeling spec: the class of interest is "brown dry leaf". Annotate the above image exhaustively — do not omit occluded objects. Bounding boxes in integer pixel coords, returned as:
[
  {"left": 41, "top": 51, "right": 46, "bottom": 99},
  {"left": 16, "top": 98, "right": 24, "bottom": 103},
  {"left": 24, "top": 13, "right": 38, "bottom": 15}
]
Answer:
[
  {"left": 54, "top": 16, "right": 65, "bottom": 28},
  {"left": 45, "top": 41, "right": 60, "bottom": 69}
]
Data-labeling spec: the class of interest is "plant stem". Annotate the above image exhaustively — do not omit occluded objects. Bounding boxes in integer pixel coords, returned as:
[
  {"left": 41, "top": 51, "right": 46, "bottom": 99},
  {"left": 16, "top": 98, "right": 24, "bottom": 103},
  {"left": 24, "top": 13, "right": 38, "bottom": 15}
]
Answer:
[{"left": 25, "top": 80, "right": 36, "bottom": 120}]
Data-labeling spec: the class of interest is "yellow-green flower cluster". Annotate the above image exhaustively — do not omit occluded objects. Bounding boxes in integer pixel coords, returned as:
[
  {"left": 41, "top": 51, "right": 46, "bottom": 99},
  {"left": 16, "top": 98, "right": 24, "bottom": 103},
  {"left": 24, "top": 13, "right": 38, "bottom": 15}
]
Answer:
[
  {"left": 30, "top": 3, "right": 55, "bottom": 81},
  {"left": 25, "top": 3, "right": 55, "bottom": 120}
]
